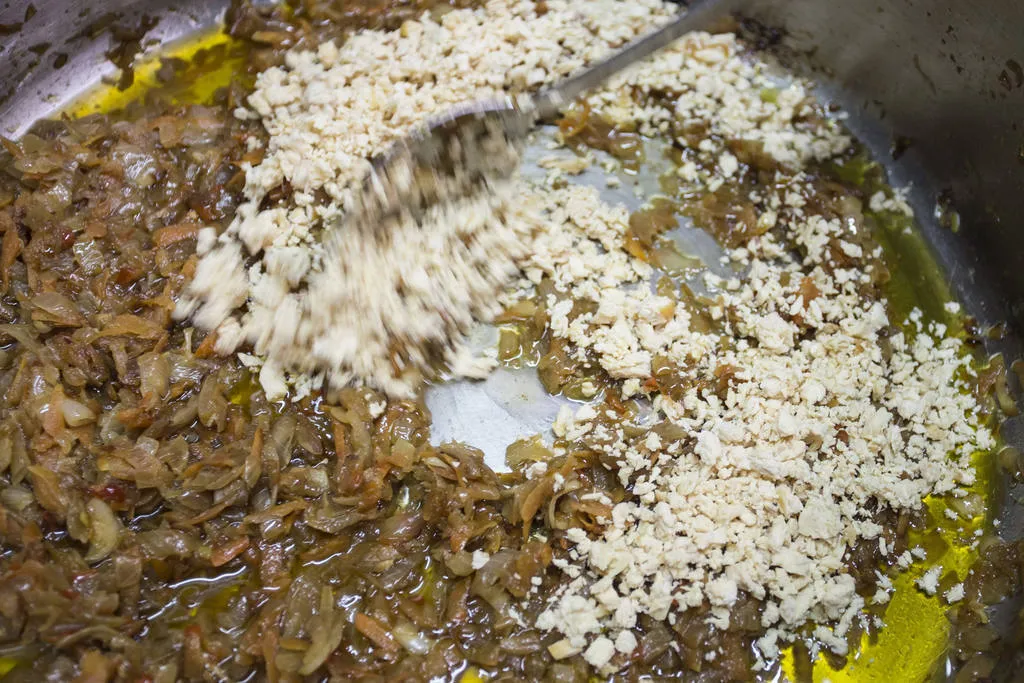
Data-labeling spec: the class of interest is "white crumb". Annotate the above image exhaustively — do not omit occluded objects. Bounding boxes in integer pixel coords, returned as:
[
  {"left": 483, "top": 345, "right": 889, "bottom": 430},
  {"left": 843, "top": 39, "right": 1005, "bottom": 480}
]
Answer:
[{"left": 916, "top": 566, "right": 942, "bottom": 596}]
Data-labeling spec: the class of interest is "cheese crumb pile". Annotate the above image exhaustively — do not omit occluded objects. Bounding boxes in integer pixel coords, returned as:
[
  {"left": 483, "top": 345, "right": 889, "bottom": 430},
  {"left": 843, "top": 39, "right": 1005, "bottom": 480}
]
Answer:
[
  {"left": 529, "top": 182, "right": 992, "bottom": 668},
  {"left": 177, "top": 0, "right": 675, "bottom": 398}
]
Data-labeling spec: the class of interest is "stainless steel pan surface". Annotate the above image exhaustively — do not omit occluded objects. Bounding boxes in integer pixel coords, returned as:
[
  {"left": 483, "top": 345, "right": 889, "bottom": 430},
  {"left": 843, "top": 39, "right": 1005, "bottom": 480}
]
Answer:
[{"left": 0, "top": 0, "right": 1021, "bottom": 680}]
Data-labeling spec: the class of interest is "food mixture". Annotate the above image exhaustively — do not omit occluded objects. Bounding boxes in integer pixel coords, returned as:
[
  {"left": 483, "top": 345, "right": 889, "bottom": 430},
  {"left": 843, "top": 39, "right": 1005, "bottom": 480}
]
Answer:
[{"left": 0, "top": 0, "right": 1021, "bottom": 681}]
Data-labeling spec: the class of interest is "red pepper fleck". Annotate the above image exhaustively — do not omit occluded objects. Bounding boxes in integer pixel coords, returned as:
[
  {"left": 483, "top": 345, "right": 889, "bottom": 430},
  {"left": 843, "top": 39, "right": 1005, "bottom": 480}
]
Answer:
[{"left": 90, "top": 482, "right": 126, "bottom": 505}]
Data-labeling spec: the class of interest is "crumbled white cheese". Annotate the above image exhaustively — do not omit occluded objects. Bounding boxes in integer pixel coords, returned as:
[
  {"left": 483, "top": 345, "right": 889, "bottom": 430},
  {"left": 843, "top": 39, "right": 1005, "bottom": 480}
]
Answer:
[
  {"left": 869, "top": 188, "right": 914, "bottom": 217},
  {"left": 944, "top": 582, "right": 965, "bottom": 604},
  {"left": 525, "top": 461, "right": 549, "bottom": 480},
  {"left": 585, "top": 33, "right": 851, "bottom": 171},
  {"left": 897, "top": 551, "right": 914, "bottom": 569},
  {"left": 872, "top": 571, "right": 894, "bottom": 605},
  {"left": 614, "top": 630, "right": 637, "bottom": 654},
  {"left": 471, "top": 550, "right": 491, "bottom": 570},
  {"left": 368, "top": 401, "right": 387, "bottom": 419},
  {"left": 916, "top": 566, "right": 942, "bottom": 596},
  {"left": 583, "top": 636, "right": 616, "bottom": 669}
]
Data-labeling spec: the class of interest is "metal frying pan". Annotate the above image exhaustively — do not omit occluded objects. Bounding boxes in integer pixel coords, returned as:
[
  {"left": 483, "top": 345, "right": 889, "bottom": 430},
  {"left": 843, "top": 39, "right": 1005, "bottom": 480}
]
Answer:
[{"left": 0, "top": 0, "right": 1021, "bottom": 679}]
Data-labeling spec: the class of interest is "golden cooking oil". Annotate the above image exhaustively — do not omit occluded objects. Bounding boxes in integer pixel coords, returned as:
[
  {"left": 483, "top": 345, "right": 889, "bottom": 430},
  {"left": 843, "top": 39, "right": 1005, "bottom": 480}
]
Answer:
[{"left": 67, "top": 29, "right": 242, "bottom": 116}]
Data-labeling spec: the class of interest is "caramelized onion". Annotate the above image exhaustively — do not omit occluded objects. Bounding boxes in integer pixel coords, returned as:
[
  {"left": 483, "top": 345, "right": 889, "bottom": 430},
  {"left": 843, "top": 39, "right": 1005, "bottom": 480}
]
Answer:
[
  {"left": 61, "top": 398, "right": 96, "bottom": 426},
  {"left": 84, "top": 498, "right": 122, "bottom": 562}
]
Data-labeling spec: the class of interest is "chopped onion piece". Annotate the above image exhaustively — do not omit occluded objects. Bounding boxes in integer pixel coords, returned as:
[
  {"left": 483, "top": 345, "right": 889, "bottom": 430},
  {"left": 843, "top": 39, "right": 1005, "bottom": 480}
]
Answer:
[{"left": 61, "top": 398, "right": 96, "bottom": 426}]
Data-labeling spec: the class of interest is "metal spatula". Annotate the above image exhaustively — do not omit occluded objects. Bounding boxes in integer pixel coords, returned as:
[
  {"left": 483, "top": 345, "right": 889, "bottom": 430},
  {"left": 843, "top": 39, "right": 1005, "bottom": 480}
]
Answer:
[{"left": 334, "top": 0, "right": 734, "bottom": 235}]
